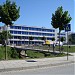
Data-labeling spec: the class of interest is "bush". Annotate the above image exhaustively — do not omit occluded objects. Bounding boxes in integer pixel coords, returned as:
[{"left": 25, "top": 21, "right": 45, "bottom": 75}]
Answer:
[
  {"left": 0, "top": 46, "right": 19, "bottom": 60},
  {"left": 0, "top": 46, "right": 5, "bottom": 60},
  {"left": 11, "top": 47, "right": 19, "bottom": 58}
]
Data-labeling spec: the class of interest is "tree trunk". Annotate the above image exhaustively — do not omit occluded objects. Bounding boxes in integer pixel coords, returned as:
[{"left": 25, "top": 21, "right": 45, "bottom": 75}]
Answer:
[
  {"left": 59, "top": 30, "right": 61, "bottom": 53},
  {"left": 5, "top": 25, "right": 8, "bottom": 60},
  {"left": 53, "top": 44, "right": 54, "bottom": 53}
]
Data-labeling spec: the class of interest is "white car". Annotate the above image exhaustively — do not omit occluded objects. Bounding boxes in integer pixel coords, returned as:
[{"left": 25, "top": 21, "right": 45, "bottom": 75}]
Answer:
[{"left": 55, "top": 42, "right": 63, "bottom": 46}]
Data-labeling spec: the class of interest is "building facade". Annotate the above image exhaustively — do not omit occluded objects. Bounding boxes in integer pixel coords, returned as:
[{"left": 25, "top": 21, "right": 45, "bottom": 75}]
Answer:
[
  {"left": 0, "top": 25, "right": 67, "bottom": 46},
  {"left": 68, "top": 33, "right": 75, "bottom": 44},
  {"left": 7, "top": 25, "right": 57, "bottom": 46}
]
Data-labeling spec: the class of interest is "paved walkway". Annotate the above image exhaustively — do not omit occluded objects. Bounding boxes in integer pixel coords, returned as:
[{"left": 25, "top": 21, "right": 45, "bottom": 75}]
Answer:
[{"left": 0, "top": 53, "right": 75, "bottom": 72}]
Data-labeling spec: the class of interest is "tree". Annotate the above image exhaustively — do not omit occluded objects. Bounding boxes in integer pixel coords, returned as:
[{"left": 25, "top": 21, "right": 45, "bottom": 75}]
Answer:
[
  {"left": 29, "top": 36, "right": 34, "bottom": 45},
  {"left": 41, "top": 36, "right": 46, "bottom": 44},
  {"left": 11, "top": 47, "right": 19, "bottom": 58},
  {"left": 60, "top": 37, "right": 65, "bottom": 42},
  {"left": 51, "top": 37, "right": 55, "bottom": 53},
  {"left": 51, "top": 37, "right": 55, "bottom": 41},
  {"left": 0, "top": 0, "right": 20, "bottom": 59},
  {"left": 41, "top": 36, "right": 46, "bottom": 40},
  {"left": 51, "top": 6, "right": 72, "bottom": 53},
  {"left": 0, "top": 31, "right": 12, "bottom": 45}
]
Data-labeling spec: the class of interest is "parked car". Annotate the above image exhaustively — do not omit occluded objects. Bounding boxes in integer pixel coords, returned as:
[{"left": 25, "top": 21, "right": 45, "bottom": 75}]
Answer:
[{"left": 55, "top": 42, "right": 63, "bottom": 46}]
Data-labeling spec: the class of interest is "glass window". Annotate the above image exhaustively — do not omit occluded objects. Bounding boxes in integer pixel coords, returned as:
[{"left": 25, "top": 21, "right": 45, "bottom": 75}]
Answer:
[
  {"left": 22, "top": 27, "right": 28, "bottom": 30},
  {"left": 18, "top": 31, "right": 21, "bottom": 34},
  {"left": 10, "top": 26, "right": 13, "bottom": 29},
  {"left": 22, "top": 27, "right": 25, "bottom": 30},
  {"left": 22, "top": 31, "right": 25, "bottom": 34},
  {"left": 22, "top": 41, "right": 24, "bottom": 44},
  {"left": 14, "top": 36, "right": 18, "bottom": 39},
  {"left": 25, "top": 36, "right": 28, "bottom": 39},
  {"left": 14, "top": 41, "right": 17, "bottom": 44},
  {"left": 25, "top": 32, "right": 28, "bottom": 35},
  {"left": 29, "top": 27, "right": 32, "bottom": 30},
  {"left": 25, "top": 27, "right": 28, "bottom": 30},
  {"left": 47, "top": 38, "right": 52, "bottom": 40},
  {"left": 14, "top": 31, "right": 17, "bottom": 34},
  {"left": 14, "top": 26, "right": 21, "bottom": 29},
  {"left": 22, "top": 31, "right": 28, "bottom": 34},
  {"left": 10, "top": 31, "right": 13, "bottom": 34}
]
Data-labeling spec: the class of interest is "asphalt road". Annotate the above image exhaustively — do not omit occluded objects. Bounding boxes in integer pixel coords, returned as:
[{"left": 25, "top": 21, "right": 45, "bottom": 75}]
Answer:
[{"left": 0, "top": 63, "right": 75, "bottom": 75}]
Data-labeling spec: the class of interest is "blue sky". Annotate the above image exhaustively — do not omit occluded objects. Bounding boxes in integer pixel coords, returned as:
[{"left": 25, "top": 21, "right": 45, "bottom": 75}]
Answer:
[{"left": 0, "top": 0, "right": 74, "bottom": 32}]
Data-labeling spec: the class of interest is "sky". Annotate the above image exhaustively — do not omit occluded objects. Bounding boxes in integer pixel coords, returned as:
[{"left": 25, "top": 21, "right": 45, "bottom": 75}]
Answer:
[{"left": 0, "top": 0, "right": 74, "bottom": 32}]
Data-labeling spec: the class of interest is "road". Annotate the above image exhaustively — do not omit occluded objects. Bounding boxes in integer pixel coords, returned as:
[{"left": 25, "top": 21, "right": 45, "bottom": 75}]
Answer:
[{"left": 0, "top": 63, "right": 75, "bottom": 75}]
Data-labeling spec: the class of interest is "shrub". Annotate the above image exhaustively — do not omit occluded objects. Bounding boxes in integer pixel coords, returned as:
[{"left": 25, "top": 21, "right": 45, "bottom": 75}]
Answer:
[{"left": 11, "top": 47, "right": 19, "bottom": 58}]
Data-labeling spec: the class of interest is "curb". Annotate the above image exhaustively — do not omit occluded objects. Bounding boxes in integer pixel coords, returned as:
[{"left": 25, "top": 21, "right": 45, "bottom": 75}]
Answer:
[{"left": 0, "top": 61, "right": 74, "bottom": 72}]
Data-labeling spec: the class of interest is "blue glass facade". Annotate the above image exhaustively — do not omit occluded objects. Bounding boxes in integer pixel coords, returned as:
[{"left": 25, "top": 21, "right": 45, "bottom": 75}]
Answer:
[
  {"left": 9, "top": 25, "right": 55, "bottom": 45},
  {"left": 10, "top": 26, "right": 55, "bottom": 32}
]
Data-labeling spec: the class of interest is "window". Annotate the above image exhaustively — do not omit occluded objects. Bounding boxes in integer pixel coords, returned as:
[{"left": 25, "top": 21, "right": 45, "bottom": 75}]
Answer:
[
  {"left": 25, "top": 27, "right": 28, "bottom": 30},
  {"left": 25, "top": 37, "right": 28, "bottom": 39},
  {"left": 47, "top": 38, "right": 52, "bottom": 40},
  {"left": 14, "top": 36, "right": 18, "bottom": 39},
  {"left": 14, "top": 31, "right": 17, "bottom": 34},
  {"left": 10, "top": 26, "right": 13, "bottom": 29},
  {"left": 18, "top": 31, "right": 21, "bottom": 34},
  {"left": 22, "top": 27, "right": 28, "bottom": 30},
  {"left": 14, "top": 41, "right": 17, "bottom": 44},
  {"left": 25, "top": 32, "right": 28, "bottom": 35},
  {"left": 22, "top": 31, "right": 25, "bottom": 34},
  {"left": 22, "top": 41, "right": 24, "bottom": 44},
  {"left": 10, "top": 31, "right": 13, "bottom": 34}
]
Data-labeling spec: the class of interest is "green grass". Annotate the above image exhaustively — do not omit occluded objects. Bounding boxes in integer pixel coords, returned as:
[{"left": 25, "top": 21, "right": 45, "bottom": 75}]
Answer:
[
  {"left": 55, "top": 46, "right": 75, "bottom": 53},
  {"left": 26, "top": 50, "right": 44, "bottom": 58},
  {"left": 28, "top": 45, "right": 75, "bottom": 53},
  {"left": 63, "top": 46, "right": 75, "bottom": 52},
  {"left": 0, "top": 45, "right": 73, "bottom": 60},
  {"left": 26, "top": 50, "right": 67, "bottom": 59},
  {"left": 0, "top": 46, "right": 5, "bottom": 60}
]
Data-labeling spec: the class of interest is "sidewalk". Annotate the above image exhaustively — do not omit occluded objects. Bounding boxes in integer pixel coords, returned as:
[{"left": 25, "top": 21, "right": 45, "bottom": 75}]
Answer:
[{"left": 0, "top": 53, "right": 75, "bottom": 72}]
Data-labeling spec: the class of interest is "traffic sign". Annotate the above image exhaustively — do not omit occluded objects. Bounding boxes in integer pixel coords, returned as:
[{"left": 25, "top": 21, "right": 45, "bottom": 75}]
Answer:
[{"left": 65, "top": 24, "right": 71, "bottom": 32}]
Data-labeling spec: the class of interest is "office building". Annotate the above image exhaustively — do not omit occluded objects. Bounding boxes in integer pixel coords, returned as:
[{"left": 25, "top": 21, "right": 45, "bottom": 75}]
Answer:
[{"left": 0, "top": 25, "right": 67, "bottom": 46}]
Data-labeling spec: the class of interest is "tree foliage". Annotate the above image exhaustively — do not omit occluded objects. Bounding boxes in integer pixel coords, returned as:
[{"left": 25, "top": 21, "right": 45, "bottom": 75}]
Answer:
[
  {"left": 41, "top": 36, "right": 46, "bottom": 40},
  {"left": 0, "top": 0, "right": 20, "bottom": 25},
  {"left": 60, "top": 37, "right": 65, "bottom": 42},
  {"left": 51, "top": 6, "right": 72, "bottom": 31},
  {"left": 68, "top": 38, "right": 71, "bottom": 42},
  {"left": 0, "top": 0, "right": 20, "bottom": 60},
  {"left": 0, "top": 31, "right": 12, "bottom": 40},
  {"left": 29, "top": 36, "right": 34, "bottom": 40},
  {"left": 0, "top": 31, "right": 12, "bottom": 45},
  {"left": 29, "top": 36, "right": 34, "bottom": 45},
  {"left": 51, "top": 37, "right": 55, "bottom": 41},
  {"left": 11, "top": 47, "right": 19, "bottom": 58},
  {"left": 51, "top": 6, "right": 72, "bottom": 52}
]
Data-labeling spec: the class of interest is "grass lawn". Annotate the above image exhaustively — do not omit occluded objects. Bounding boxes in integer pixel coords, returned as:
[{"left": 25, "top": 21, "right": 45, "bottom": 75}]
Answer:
[
  {"left": 55, "top": 45, "right": 75, "bottom": 53},
  {"left": 27, "top": 45, "right": 75, "bottom": 53},
  {"left": 0, "top": 45, "right": 74, "bottom": 60},
  {"left": 26, "top": 50, "right": 67, "bottom": 59},
  {"left": 63, "top": 46, "right": 75, "bottom": 53}
]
